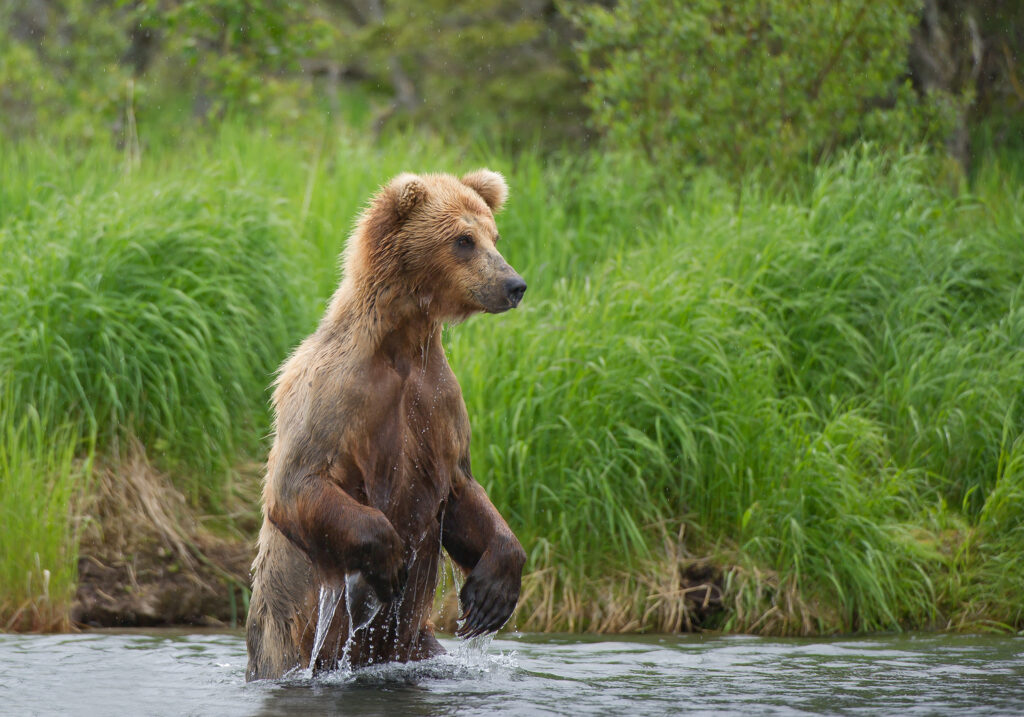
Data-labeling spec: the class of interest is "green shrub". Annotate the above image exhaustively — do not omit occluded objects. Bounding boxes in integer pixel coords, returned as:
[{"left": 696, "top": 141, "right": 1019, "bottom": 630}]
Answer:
[
  {"left": 0, "top": 1, "right": 132, "bottom": 139},
  {"left": 369, "top": 0, "right": 584, "bottom": 142},
  {"left": 572, "top": 0, "right": 960, "bottom": 177},
  {"left": 129, "top": 0, "right": 333, "bottom": 120}
]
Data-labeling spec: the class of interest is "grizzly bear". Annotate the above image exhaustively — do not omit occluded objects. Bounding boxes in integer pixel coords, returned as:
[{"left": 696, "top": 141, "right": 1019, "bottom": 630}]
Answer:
[{"left": 245, "top": 169, "right": 527, "bottom": 680}]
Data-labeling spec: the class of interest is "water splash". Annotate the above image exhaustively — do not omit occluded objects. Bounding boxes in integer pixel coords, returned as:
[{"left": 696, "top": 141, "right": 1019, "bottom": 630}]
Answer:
[
  {"left": 344, "top": 572, "right": 382, "bottom": 632},
  {"left": 452, "top": 633, "right": 498, "bottom": 667},
  {"left": 309, "top": 584, "right": 342, "bottom": 672},
  {"left": 337, "top": 572, "right": 383, "bottom": 670},
  {"left": 299, "top": 636, "right": 518, "bottom": 688}
]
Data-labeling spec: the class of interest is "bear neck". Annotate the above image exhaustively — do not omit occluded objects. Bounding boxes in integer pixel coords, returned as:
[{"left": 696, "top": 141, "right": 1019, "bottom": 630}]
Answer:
[{"left": 324, "top": 276, "right": 442, "bottom": 358}]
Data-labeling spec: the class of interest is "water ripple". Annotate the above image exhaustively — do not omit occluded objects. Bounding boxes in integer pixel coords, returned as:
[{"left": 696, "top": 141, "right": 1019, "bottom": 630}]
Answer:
[{"left": 1, "top": 631, "right": 1022, "bottom": 716}]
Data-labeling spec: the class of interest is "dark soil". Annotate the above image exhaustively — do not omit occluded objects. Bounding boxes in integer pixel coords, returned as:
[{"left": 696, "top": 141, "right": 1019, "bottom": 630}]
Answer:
[
  {"left": 73, "top": 537, "right": 252, "bottom": 629},
  {"left": 71, "top": 450, "right": 257, "bottom": 629}
]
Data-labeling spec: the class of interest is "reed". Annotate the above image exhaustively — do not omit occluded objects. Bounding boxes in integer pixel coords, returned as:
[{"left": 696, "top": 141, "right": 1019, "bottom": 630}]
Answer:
[{"left": 0, "top": 151, "right": 307, "bottom": 506}]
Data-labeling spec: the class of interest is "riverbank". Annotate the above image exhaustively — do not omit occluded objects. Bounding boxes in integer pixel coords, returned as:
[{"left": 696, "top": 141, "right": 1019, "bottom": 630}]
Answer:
[
  {"left": 2, "top": 123, "right": 1023, "bottom": 635},
  {"left": 67, "top": 452, "right": 725, "bottom": 632},
  {"left": 71, "top": 447, "right": 253, "bottom": 629}
]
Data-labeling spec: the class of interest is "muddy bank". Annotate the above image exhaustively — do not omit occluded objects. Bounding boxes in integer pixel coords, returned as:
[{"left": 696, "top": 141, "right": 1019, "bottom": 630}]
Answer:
[
  {"left": 72, "top": 450, "right": 255, "bottom": 629},
  {"left": 73, "top": 538, "right": 252, "bottom": 628}
]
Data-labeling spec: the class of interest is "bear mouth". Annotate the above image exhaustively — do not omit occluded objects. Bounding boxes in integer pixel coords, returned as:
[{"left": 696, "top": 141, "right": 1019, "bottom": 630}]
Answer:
[
  {"left": 480, "top": 295, "right": 521, "bottom": 314},
  {"left": 470, "top": 290, "right": 517, "bottom": 315}
]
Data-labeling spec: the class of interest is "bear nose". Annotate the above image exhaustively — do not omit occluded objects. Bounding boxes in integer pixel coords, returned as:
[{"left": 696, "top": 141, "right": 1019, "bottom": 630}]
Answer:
[{"left": 505, "top": 276, "right": 527, "bottom": 308}]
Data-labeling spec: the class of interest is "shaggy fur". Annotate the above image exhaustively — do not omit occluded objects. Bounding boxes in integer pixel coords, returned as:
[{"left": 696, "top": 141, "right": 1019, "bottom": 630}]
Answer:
[{"left": 246, "top": 170, "right": 527, "bottom": 680}]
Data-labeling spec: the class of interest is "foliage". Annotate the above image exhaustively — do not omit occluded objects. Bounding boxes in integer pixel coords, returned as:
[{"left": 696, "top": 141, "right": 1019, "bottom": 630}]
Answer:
[
  {"left": 342, "top": 0, "right": 585, "bottom": 142},
  {"left": 0, "top": 0, "right": 581, "bottom": 143},
  {"left": 127, "top": 0, "right": 335, "bottom": 118},
  {"left": 571, "top": 0, "right": 963, "bottom": 177},
  {"left": 6, "top": 0, "right": 1024, "bottom": 161},
  {"left": 0, "top": 0, "right": 133, "bottom": 138},
  {"left": 0, "top": 0, "right": 332, "bottom": 140}
]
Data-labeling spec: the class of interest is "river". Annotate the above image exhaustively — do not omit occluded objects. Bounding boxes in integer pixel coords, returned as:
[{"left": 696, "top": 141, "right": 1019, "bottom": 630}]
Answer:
[{"left": 2, "top": 631, "right": 1022, "bottom": 715}]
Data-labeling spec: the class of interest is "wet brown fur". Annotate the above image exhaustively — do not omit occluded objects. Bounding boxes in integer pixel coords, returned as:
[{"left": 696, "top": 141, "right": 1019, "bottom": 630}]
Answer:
[{"left": 246, "top": 170, "right": 526, "bottom": 680}]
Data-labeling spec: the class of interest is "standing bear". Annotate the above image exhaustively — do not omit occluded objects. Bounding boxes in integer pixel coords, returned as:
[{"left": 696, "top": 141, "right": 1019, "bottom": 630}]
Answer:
[{"left": 246, "top": 169, "right": 527, "bottom": 680}]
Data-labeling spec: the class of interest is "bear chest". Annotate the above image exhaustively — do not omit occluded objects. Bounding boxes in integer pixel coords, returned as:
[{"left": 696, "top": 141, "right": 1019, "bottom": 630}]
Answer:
[{"left": 357, "top": 364, "right": 467, "bottom": 532}]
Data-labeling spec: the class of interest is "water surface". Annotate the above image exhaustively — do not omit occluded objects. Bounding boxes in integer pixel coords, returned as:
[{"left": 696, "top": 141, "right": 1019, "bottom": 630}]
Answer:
[{"left": 2, "top": 630, "right": 1022, "bottom": 716}]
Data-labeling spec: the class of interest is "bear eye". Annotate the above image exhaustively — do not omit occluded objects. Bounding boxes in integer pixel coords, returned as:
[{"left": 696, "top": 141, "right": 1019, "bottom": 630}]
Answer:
[{"left": 456, "top": 234, "right": 474, "bottom": 249}]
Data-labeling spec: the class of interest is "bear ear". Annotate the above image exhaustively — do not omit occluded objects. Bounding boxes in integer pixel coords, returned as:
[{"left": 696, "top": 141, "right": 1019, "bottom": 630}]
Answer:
[
  {"left": 390, "top": 173, "right": 427, "bottom": 219},
  {"left": 461, "top": 169, "right": 508, "bottom": 213},
  {"left": 372, "top": 172, "right": 426, "bottom": 224},
  {"left": 360, "top": 173, "right": 427, "bottom": 244}
]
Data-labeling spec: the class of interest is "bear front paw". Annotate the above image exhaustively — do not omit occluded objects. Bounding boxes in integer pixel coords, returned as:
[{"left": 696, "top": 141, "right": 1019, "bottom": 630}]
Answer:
[
  {"left": 355, "top": 516, "right": 408, "bottom": 603},
  {"left": 456, "top": 541, "right": 525, "bottom": 638}
]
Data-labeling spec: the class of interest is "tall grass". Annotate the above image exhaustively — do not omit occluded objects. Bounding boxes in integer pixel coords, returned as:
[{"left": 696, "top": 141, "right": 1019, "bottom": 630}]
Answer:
[
  {"left": 451, "top": 149, "right": 1024, "bottom": 633},
  {"left": 960, "top": 418, "right": 1024, "bottom": 630},
  {"left": 0, "top": 395, "right": 86, "bottom": 631},
  {"left": 1, "top": 122, "right": 1021, "bottom": 634},
  {"left": 0, "top": 159, "right": 307, "bottom": 504}
]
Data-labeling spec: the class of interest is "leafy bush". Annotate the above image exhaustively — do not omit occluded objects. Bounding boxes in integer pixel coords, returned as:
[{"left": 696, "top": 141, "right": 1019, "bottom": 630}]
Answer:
[
  {"left": 129, "top": 0, "right": 333, "bottom": 118},
  {"left": 0, "top": 1, "right": 132, "bottom": 139},
  {"left": 341, "top": 0, "right": 584, "bottom": 143},
  {"left": 572, "top": 0, "right": 961, "bottom": 176}
]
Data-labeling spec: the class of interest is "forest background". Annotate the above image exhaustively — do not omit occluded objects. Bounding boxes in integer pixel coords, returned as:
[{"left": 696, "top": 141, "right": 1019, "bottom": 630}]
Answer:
[{"left": 2, "top": 0, "right": 1023, "bottom": 636}]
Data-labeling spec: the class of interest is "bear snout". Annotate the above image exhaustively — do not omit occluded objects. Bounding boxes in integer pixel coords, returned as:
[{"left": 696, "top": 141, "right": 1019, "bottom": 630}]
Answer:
[{"left": 505, "top": 276, "right": 527, "bottom": 308}]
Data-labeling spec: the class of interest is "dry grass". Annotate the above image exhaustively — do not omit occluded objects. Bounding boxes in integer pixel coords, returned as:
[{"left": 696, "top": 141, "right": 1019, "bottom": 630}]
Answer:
[
  {"left": 72, "top": 442, "right": 254, "bottom": 627},
  {"left": 83, "top": 442, "right": 199, "bottom": 571}
]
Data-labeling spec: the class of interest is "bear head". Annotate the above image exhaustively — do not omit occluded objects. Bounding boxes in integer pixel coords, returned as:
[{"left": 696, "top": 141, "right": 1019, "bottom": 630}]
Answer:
[{"left": 345, "top": 169, "right": 526, "bottom": 321}]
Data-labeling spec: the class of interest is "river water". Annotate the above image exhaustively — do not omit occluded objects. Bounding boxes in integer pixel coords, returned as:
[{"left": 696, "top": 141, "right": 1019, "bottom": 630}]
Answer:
[{"left": 1, "top": 631, "right": 1022, "bottom": 716}]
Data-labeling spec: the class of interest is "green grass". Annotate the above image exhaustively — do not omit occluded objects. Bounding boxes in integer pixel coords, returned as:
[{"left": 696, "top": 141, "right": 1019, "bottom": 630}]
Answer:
[
  {"left": 0, "top": 396, "right": 86, "bottom": 631},
  {"left": 451, "top": 149, "right": 1024, "bottom": 633},
  {"left": 1, "top": 121, "right": 1022, "bottom": 634},
  {"left": 0, "top": 152, "right": 308, "bottom": 505}
]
